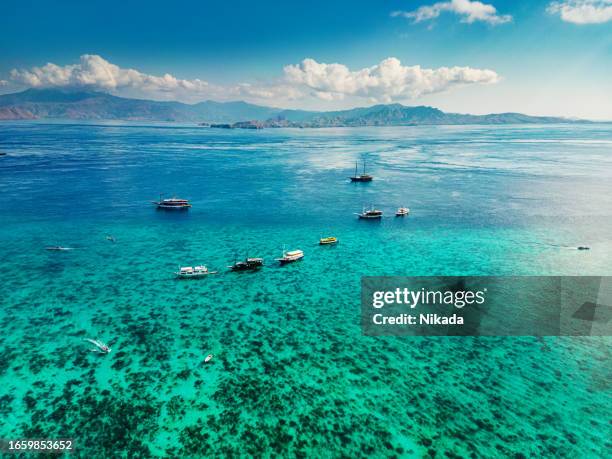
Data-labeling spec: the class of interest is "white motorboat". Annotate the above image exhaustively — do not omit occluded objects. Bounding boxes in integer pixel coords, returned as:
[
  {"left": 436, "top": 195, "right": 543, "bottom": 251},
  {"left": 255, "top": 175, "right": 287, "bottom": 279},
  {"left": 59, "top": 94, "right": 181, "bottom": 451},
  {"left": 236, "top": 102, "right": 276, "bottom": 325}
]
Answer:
[
  {"left": 356, "top": 207, "right": 383, "bottom": 219},
  {"left": 175, "top": 265, "right": 217, "bottom": 278},
  {"left": 395, "top": 207, "right": 410, "bottom": 217},
  {"left": 153, "top": 194, "right": 192, "bottom": 209},
  {"left": 84, "top": 338, "right": 111, "bottom": 354},
  {"left": 276, "top": 248, "right": 304, "bottom": 265}
]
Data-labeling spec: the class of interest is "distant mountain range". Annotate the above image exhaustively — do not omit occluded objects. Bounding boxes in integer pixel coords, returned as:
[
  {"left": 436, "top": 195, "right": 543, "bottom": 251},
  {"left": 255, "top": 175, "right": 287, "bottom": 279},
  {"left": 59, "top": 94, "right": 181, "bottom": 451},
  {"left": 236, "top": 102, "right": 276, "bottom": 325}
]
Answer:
[{"left": 0, "top": 88, "right": 588, "bottom": 127}]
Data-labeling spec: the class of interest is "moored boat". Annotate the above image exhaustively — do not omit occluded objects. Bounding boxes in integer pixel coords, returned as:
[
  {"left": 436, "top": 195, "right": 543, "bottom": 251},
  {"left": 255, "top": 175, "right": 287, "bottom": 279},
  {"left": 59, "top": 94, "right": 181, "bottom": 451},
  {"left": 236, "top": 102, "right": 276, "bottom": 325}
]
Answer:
[
  {"left": 153, "top": 194, "right": 192, "bottom": 209},
  {"left": 395, "top": 207, "right": 410, "bottom": 217},
  {"left": 175, "top": 265, "right": 217, "bottom": 278},
  {"left": 319, "top": 237, "right": 338, "bottom": 245},
  {"left": 356, "top": 207, "right": 383, "bottom": 219},
  {"left": 228, "top": 257, "right": 264, "bottom": 271},
  {"left": 349, "top": 160, "right": 373, "bottom": 182},
  {"left": 276, "top": 248, "right": 304, "bottom": 264}
]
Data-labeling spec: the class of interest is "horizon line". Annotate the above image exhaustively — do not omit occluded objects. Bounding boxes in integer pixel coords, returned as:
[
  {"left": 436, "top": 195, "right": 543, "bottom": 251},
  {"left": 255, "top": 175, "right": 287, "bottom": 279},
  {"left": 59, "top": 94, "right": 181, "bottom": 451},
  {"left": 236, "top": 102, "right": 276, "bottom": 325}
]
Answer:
[{"left": 1, "top": 87, "right": 606, "bottom": 122}]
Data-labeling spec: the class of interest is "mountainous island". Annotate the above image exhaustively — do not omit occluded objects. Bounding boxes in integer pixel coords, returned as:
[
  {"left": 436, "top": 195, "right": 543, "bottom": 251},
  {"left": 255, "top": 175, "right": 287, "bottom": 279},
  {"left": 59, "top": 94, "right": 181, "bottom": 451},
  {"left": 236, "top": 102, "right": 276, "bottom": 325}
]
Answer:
[{"left": 0, "top": 88, "right": 587, "bottom": 127}]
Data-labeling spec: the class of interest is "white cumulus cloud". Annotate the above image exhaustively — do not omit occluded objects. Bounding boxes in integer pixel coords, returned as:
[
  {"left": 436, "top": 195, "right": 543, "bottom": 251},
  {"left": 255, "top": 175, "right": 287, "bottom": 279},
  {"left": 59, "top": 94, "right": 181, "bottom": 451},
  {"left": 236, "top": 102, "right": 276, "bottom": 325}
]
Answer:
[
  {"left": 283, "top": 57, "right": 500, "bottom": 102},
  {"left": 547, "top": 0, "right": 612, "bottom": 24},
  {"left": 9, "top": 54, "right": 211, "bottom": 94},
  {"left": 8, "top": 54, "right": 298, "bottom": 103},
  {"left": 7, "top": 55, "right": 501, "bottom": 106},
  {"left": 392, "top": 0, "right": 512, "bottom": 25}
]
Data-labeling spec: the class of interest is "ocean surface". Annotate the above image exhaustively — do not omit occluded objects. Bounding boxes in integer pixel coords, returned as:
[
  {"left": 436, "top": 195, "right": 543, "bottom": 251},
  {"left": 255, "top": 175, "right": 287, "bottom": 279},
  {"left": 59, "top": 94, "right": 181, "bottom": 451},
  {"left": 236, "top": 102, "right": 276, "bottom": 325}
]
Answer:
[{"left": 0, "top": 122, "right": 610, "bottom": 457}]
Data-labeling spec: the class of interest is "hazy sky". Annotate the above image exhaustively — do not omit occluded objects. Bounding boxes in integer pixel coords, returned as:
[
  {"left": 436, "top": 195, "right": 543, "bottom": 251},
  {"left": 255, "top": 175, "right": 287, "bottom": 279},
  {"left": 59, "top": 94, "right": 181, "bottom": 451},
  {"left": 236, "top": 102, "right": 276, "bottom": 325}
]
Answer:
[{"left": 1, "top": 0, "right": 611, "bottom": 119}]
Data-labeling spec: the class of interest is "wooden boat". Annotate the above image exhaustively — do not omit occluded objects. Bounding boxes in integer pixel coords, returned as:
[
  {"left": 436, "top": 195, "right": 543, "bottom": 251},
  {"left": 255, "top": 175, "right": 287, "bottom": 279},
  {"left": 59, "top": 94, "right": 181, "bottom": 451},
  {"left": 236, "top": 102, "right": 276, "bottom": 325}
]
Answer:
[
  {"left": 175, "top": 265, "right": 217, "bottom": 278},
  {"left": 395, "top": 207, "right": 410, "bottom": 217},
  {"left": 153, "top": 194, "right": 191, "bottom": 209},
  {"left": 276, "top": 248, "right": 304, "bottom": 264},
  {"left": 228, "top": 257, "right": 264, "bottom": 271},
  {"left": 349, "top": 160, "right": 373, "bottom": 182},
  {"left": 319, "top": 237, "right": 338, "bottom": 245},
  {"left": 356, "top": 207, "right": 383, "bottom": 219}
]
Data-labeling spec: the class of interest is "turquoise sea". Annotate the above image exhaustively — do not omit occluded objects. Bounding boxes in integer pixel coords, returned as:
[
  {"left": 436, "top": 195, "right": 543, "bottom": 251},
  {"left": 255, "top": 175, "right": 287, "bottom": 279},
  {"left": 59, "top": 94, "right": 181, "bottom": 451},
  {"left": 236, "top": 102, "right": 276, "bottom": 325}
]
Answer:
[{"left": 0, "top": 122, "right": 610, "bottom": 457}]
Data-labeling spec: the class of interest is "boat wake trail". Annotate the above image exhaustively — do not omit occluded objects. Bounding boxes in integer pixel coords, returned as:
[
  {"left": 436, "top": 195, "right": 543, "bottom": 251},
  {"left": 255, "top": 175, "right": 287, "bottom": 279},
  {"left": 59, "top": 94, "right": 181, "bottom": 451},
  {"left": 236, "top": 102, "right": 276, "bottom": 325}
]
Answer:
[
  {"left": 84, "top": 338, "right": 112, "bottom": 353},
  {"left": 511, "top": 240, "right": 591, "bottom": 251}
]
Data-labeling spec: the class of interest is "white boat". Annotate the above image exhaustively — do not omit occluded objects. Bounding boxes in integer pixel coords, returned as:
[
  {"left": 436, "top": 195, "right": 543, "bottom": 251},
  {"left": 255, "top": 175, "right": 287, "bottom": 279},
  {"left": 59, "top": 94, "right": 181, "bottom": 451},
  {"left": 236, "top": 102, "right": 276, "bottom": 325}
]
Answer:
[
  {"left": 395, "top": 207, "right": 410, "bottom": 217},
  {"left": 356, "top": 207, "right": 383, "bottom": 219},
  {"left": 276, "top": 248, "right": 304, "bottom": 265},
  {"left": 84, "top": 338, "right": 111, "bottom": 354},
  {"left": 153, "top": 194, "right": 192, "bottom": 209},
  {"left": 205, "top": 354, "right": 213, "bottom": 363},
  {"left": 46, "top": 246, "right": 75, "bottom": 251},
  {"left": 175, "top": 265, "right": 217, "bottom": 278}
]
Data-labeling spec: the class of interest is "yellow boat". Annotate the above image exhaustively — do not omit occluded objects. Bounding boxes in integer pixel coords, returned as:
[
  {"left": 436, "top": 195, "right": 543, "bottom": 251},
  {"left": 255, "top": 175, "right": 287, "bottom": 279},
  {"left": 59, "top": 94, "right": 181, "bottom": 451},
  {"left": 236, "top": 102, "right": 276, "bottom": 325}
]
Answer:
[{"left": 319, "top": 237, "right": 338, "bottom": 245}]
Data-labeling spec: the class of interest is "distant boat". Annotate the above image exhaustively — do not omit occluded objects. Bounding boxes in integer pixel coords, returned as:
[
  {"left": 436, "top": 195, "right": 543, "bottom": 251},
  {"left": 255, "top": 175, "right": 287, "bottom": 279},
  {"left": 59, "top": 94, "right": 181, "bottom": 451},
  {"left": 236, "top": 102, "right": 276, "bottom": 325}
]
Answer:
[
  {"left": 228, "top": 257, "right": 264, "bottom": 271},
  {"left": 84, "top": 338, "right": 111, "bottom": 354},
  {"left": 153, "top": 194, "right": 192, "bottom": 209},
  {"left": 356, "top": 206, "right": 383, "bottom": 219},
  {"left": 395, "top": 207, "right": 410, "bottom": 217},
  {"left": 276, "top": 247, "right": 304, "bottom": 264},
  {"left": 319, "top": 237, "right": 338, "bottom": 245},
  {"left": 205, "top": 354, "right": 213, "bottom": 363},
  {"left": 46, "top": 246, "right": 74, "bottom": 251},
  {"left": 349, "top": 160, "right": 373, "bottom": 182},
  {"left": 175, "top": 265, "right": 217, "bottom": 278}
]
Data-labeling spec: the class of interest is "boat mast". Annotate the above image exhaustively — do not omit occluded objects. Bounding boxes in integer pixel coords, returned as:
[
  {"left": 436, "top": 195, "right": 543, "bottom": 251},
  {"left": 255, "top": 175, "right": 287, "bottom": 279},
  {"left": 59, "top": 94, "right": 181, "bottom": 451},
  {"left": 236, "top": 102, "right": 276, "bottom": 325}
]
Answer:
[
  {"left": 354, "top": 162, "right": 358, "bottom": 177},
  {"left": 363, "top": 159, "right": 366, "bottom": 175}
]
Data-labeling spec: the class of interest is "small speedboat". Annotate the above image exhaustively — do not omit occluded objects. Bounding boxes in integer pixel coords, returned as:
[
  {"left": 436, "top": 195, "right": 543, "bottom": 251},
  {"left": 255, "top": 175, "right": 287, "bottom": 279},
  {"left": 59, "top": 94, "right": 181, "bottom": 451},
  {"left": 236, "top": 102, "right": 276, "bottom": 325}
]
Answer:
[
  {"left": 205, "top": 354, "right": 213, "bottom": 363},
  {"left": 153, "top": 194, "right": 191, "bottom": 209},
  {"left": 356, "top": 207, "right": 383, "bottom": 219},
  {"left": 319, "top": 237, "right": 338, "bottom": 245},
  {"left": 228, "top": 257, "right": 264, "bottom": 271},
  {"left": 395, "top": 207, "right": 410, "bottom": 217},
  {"left": 46, "top": 246, "right": 74, "bottom": 251},
  {"left": 175, "top": 265, "right": 217, "bottom": 278},
  {"left": 276, "top": 248, "right": 304, "bottom": 265},
  {"left": 84, "top": 338, "right": 111, "bottom": 354}
]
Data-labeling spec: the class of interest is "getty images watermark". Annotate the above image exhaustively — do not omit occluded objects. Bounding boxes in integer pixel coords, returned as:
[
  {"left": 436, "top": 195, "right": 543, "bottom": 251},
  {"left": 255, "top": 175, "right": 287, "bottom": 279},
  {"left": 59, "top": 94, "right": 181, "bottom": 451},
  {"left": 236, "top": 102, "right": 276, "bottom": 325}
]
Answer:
[{"left": 361, "top": 276, "right": 612, "bottom": 336}]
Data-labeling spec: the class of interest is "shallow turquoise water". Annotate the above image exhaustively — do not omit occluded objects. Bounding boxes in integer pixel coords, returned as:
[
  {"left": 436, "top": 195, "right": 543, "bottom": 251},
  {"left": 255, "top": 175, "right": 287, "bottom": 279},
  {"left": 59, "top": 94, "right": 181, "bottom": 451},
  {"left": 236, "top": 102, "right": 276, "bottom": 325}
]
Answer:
[{"left": 0, "top": 122, "right": 611, "bottom": 457}]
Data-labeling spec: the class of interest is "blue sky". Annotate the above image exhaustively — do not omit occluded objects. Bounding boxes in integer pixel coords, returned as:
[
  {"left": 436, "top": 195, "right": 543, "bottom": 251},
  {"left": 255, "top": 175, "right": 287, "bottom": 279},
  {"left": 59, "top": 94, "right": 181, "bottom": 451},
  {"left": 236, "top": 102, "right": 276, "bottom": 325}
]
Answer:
[{"left": 1, "top": 0, "right": 611, "bottom": 118}]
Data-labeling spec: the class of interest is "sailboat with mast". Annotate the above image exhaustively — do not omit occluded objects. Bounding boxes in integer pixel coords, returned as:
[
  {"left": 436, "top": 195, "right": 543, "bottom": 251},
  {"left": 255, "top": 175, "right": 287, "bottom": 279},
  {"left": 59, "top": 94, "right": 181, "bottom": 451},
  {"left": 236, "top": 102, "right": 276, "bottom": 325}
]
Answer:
[{"left": 349, "top": 159, "right": 373, "bottom": 182}]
